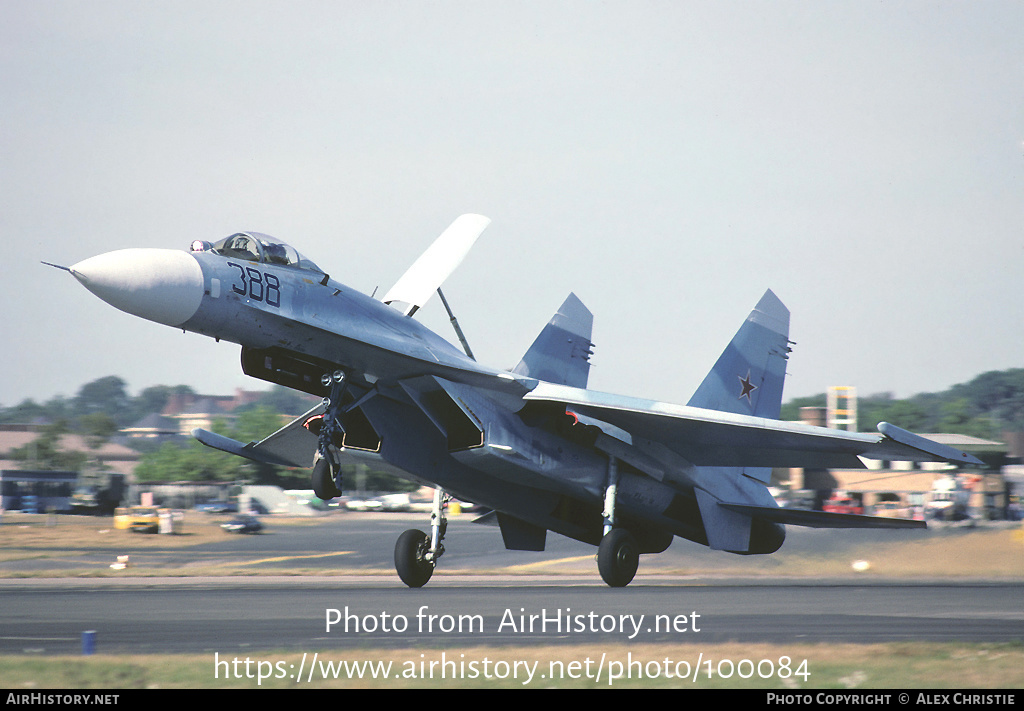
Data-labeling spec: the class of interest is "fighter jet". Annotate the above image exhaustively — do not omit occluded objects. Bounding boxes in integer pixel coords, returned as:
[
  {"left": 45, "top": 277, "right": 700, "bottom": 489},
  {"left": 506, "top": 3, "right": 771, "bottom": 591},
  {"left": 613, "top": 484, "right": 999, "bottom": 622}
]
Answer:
[{"left": 54, "top": 215, "right": 982, "bottom": 587}]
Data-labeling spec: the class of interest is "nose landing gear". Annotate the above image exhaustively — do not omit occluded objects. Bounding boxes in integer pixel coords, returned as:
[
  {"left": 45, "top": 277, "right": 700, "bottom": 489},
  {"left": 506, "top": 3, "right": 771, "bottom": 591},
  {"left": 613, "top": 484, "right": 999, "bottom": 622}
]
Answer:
[{"left": 308, "top": 370, "right": 347, "bottom": 500}]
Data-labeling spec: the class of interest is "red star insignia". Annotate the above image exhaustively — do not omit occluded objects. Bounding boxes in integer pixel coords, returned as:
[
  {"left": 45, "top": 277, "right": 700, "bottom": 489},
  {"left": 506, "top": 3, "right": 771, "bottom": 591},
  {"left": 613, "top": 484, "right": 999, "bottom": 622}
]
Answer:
[{"left": 738, "top": 370, "right": 758, "bottom": 402}]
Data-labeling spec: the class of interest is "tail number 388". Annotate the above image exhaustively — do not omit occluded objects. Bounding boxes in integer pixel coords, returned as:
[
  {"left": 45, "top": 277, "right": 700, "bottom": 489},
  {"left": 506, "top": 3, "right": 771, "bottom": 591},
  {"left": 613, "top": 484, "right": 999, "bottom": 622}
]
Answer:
[{"left": 227, "top": 262, "right": 281, "bottom": 307}]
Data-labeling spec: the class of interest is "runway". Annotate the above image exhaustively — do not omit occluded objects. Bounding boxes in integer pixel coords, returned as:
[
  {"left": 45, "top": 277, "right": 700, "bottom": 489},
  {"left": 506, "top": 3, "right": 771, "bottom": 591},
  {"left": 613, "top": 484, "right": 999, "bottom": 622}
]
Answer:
[{"left": 1, "top": 513, "right": 1022, "bottom": 656}]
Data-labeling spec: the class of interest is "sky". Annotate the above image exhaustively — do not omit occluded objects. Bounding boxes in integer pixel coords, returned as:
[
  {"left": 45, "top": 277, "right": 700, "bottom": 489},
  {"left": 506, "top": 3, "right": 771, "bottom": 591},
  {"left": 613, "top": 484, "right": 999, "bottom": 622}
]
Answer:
[{"left": 2, "top": 1, "right": 1022, "bottom": 411}]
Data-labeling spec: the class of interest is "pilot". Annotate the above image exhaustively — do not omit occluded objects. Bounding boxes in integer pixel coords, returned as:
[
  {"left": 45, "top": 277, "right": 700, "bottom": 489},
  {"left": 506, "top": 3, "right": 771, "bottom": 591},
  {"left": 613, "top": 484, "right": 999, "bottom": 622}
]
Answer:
[
  {"left": 263, "top": 242, "right": 289, "bottom": 265},
  {"left": 227, "top": 235, "right": 259, "bottom": 261}
]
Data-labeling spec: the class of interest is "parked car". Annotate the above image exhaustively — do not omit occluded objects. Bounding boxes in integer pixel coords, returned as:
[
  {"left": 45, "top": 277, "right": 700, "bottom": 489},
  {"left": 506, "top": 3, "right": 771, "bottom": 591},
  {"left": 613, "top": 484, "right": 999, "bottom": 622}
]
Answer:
[
  {"left": 127, "top": 506, "right": 160, "bottom": 534},
  {"left": 221, "top": 515, "right": 263, "bottom": 534},
  {"left": 195, "top": 500, "right": 237, "bottom": 514},
  {"left": 823, "top": 493, "right": 863, "bottom": 515}
]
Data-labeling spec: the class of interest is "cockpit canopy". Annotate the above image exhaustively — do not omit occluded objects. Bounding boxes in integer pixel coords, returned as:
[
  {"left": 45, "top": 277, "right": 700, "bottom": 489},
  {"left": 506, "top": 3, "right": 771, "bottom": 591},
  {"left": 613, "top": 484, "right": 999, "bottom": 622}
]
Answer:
[{"left": 194, "top": 232, "right": 326, "bottom": 276}]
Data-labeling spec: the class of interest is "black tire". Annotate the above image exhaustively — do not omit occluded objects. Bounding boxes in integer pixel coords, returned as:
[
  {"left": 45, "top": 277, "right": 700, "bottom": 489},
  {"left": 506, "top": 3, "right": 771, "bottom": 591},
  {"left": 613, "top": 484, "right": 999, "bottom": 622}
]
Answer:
[
  {"left": 311, "top": 457, "right": 341, "bottom": 500},
  {"left": 597, "top": 528, "right": 639, "bottom": 587},
  {"left": 395, "top": 529, "right": 434, "bottom": 588}
]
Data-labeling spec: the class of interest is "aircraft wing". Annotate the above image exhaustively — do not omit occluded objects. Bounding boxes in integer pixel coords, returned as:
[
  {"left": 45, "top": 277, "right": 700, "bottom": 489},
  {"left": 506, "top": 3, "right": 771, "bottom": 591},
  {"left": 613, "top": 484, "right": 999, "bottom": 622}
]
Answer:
[
  {"left": 382, "top": 214, "right": 491, "bottom": 316},
  {"left": 523, "top": 382, "right": 984, "bottom": 468}
]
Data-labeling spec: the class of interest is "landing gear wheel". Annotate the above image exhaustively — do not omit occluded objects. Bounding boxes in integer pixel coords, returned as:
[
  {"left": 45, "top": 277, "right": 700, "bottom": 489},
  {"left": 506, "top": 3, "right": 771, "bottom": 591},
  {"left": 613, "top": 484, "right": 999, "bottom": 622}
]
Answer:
[
  {"left": 395, "top": 529, "right": 434, "bottom": 588},
  {"left": 311, "top": 457, "right": 341, "bottom": 500},
  {"left": 598, "top": 528, "right": 639, "bottom": 587}
]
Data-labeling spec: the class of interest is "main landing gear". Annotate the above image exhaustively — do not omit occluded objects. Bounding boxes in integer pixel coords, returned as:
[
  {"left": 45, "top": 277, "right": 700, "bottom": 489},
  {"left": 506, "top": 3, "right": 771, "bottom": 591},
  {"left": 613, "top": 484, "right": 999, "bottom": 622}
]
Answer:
[
  {"left": 395, "top": 487, "right": 449, "bottom": 588},
  {"left": 597, "top": 456, "right": 639, "bottom": 587}
]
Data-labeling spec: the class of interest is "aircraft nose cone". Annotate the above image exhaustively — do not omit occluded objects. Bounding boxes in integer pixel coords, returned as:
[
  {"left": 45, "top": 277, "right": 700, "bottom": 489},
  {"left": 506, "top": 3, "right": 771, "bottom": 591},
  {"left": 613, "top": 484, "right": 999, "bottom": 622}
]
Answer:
[{"left": 70, "top": 248, "right": 204, "bottom": 327}]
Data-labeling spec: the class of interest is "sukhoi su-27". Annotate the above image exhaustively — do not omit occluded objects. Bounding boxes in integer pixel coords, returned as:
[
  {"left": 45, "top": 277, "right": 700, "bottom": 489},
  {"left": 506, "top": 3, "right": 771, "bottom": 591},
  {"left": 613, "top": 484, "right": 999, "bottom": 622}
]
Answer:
[{"left": 52, "top": 215, "right": 980, "bottom": 587}]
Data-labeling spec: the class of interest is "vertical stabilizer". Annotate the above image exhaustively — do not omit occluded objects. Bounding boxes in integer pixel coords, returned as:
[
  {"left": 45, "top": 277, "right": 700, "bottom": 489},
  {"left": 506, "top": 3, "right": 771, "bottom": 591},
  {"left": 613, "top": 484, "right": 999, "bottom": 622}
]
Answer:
[
  {"left": 512, "top": 293, "right": 594, "bottom": 388},
  {"left": 688, "top": 289, "right": 790, "bottom": 419}
]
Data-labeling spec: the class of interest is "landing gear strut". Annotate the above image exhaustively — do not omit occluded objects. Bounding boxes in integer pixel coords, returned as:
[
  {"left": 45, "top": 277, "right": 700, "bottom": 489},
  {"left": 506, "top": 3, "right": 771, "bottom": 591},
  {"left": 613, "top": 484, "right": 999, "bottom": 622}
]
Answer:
[
  {"left": 597, "top": 456, "right": 639, "bottom": 587},
  {"left": 395, "top": 487, "right": 449, "bottom": 587},
  {"left": 309, "top": 370, "right": 347, "bottom": 500}
]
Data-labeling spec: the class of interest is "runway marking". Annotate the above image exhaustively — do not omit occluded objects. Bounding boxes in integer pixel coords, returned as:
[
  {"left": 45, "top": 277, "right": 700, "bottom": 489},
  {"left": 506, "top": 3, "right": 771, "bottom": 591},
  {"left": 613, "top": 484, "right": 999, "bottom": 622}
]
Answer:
[
  {"left": 234, "top": 551, "right": 354, "bottom": 566},
  {"left": 503, "top": 555, "right": 594, "bottom": 572}
]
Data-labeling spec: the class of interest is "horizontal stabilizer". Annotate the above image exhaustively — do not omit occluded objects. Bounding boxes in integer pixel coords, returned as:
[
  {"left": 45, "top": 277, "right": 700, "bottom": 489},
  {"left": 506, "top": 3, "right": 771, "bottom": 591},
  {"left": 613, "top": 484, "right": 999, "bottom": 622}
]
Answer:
[
  {"left": 383, "top": 214, "right": 490, "bottom": 316},
  {"left": 719, "top": 502, "right": 926, "bottom": 530}
]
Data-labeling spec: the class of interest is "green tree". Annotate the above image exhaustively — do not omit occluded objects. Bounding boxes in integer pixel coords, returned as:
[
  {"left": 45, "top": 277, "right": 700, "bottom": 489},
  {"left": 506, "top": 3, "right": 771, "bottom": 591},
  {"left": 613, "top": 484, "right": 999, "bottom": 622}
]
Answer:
[
  {"left": 0, "top": 395, "right": 72, "bottom": 425},
  {"left": 231, "top": 406, "right": 286, "bottom": 443},
  {"left": 79, "top": 412, "right": 119, "bottom": 449},
  {"left": 0, "top": 399, "right": 49, "bottom": 424},
  {"left": 73, "top": 376, "right": 131, "bottom": 421},
  {"left": 126, "top": 384, "right": 195, "bottom": 425},
  {"left": 227, "top": 406, "right": 296, "bottom": 486},
  {"left": 134, "top": 440, "right": 245, "bottom": 483},
  {"left": 936, "top": 398, "right": 997, "bottom": 439},
  {"left": 862, "top": 398, "right": 929, "bottom": 432},
  {"left": 948, "top": 369, "right": 1024, "bottom": 429},
  {"left": 10, "top": 420, "right": 87, "bottom": 471}
]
